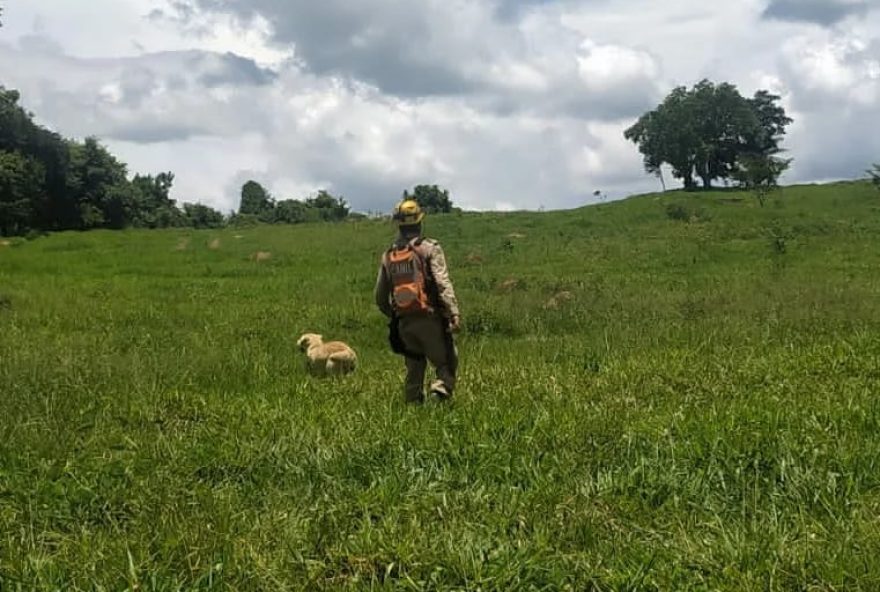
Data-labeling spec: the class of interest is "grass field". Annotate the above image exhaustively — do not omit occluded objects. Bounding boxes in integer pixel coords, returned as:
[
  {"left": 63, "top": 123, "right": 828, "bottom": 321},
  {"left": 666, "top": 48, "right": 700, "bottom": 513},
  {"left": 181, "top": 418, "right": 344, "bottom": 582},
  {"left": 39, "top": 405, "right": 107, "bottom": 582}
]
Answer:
[{"left": 2, "top": 181, "right": 880, "bottom": 590}]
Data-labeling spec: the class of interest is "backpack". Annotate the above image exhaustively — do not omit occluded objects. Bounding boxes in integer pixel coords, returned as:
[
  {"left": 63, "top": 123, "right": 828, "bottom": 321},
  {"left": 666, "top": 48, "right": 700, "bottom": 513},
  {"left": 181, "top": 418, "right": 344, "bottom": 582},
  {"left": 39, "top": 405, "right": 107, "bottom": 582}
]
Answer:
[{"left": 384, "top": 239, "right": 434, "bottom": 316}]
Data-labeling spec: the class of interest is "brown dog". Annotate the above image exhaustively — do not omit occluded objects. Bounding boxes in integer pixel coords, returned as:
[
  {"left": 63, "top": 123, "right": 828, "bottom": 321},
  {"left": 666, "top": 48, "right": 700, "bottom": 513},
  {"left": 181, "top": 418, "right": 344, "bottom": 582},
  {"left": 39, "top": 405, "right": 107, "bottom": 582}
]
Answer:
[{"left": 297, "top": 333, "right": 358, "bottom": 377}]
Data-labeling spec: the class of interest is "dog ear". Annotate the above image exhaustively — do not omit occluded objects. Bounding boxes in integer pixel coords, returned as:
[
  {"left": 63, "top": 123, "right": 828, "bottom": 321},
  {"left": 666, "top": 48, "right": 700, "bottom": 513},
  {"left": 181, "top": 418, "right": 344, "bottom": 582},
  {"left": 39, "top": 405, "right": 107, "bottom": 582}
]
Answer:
[{"left": 297, "top": 334, "right": 309, "bottom": 350}]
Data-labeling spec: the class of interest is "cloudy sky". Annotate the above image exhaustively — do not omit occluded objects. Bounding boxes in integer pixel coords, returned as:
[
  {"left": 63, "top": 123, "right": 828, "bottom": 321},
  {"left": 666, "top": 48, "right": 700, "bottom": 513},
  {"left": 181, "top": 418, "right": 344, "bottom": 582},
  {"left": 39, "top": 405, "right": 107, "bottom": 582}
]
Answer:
[{"left": 1, "top": 0, "right": 878, "bottom": 213}]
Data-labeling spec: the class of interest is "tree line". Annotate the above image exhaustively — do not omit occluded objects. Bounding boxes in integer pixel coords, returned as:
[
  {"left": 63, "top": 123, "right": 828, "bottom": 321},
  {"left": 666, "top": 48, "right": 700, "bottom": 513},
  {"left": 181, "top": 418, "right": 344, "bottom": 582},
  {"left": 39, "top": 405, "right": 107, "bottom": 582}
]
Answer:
[
  {"left": 232, "top": 181, "right": 457, "bottom": 225},
  {"left": 0, "top": 87, "right": 226, "bottom": 235},
  {"left": 232, "top": 181, "right": 352, "bottom": 225},
  {"left": 0, "top": 86, "right": 458, "bottom": 236}
]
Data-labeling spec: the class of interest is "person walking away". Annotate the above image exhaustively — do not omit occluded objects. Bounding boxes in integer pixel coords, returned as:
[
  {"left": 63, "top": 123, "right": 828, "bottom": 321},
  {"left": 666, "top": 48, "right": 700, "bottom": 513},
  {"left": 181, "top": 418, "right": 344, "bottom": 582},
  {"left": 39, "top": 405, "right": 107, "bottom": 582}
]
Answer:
[{"left": 374, "top": 199, "right": 461, "bottom": 403}]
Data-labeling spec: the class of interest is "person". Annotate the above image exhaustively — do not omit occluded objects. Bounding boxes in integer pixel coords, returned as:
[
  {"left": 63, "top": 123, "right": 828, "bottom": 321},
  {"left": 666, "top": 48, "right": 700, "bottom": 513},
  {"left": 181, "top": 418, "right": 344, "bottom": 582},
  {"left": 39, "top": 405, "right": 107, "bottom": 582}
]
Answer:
[{"left": 375, "top": 199, "right": 461, "bottom": 404}]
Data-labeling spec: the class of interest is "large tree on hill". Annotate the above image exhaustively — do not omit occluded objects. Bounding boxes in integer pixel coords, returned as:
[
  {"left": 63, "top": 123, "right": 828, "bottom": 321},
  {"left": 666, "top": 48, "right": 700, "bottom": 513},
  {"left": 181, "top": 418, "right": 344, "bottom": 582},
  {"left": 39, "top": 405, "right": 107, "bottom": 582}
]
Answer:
[
  {"left": 624, "top": 79, "right": 792, "bottom": 190},
  {"left": 403, "top": 184, "right": 454, "bottom": 213}
]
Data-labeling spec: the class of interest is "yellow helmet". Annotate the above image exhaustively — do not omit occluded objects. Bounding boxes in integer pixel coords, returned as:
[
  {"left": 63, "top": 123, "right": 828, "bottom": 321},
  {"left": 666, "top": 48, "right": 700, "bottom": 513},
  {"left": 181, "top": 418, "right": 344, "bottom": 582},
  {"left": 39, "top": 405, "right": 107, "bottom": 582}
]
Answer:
[{"left": 392, "top": 199, "right": 425, "bottom": 226}]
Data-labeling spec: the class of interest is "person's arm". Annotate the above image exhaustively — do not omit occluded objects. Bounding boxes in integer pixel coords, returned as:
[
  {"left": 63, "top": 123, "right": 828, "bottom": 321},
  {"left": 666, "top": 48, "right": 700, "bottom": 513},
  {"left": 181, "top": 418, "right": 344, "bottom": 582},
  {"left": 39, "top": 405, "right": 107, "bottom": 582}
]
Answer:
[
  {"left": 374, "top": 259, "right": 394, "bottom": 318},
  {"left": 428, "top": 244, "right": 460, "bottom": 327}
]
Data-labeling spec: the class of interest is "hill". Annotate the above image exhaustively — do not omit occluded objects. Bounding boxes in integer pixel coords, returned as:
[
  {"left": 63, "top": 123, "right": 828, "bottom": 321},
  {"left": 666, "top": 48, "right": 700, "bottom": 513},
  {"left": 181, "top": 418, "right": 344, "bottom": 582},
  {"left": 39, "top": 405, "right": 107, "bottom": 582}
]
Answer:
[{"left": 1, "top": 181, "right": 880, "bottom": 589}]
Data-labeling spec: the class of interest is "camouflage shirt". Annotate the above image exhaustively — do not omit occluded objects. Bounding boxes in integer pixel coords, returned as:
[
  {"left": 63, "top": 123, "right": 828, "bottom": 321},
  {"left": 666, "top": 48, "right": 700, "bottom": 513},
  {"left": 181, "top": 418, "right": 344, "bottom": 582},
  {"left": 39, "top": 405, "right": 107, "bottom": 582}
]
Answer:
[{"left": 375, "top": 236, "right": 460, "bottom": 320}]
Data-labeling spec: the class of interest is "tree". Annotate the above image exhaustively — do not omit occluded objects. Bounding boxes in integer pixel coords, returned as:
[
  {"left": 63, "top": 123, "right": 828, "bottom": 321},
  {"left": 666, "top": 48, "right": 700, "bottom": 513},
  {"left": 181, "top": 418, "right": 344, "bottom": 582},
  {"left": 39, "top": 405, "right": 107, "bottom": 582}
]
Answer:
[
  {"left": 732, "top": 153, "right": 792, "bottom": 207},
  {"left": 747, "top": 90, "right": 793, "bottom": 154},
  {"left": 0, "top": 85, "right": 226, "bottom": 233},
  {"left": 273, "top": 199, "right": 315, "bottom": 224},
  {"left": 128, "top": 172, "right": 182, "bottom": 228},
  {"left": 689, "top": 80, "right": 761, "bottom": 189},
  {"left": 625, "top": 80, "right": 792, "bottom": 190},
  {"left": 403, "top": 184, "right": 454, "bottom": 213},
  {"left": 1, "top": 87, "right": 69, "bottom": 230},
  {"left": 183, "top": 203, "right": 225, "bottom": 228},
  {"left": 239, "top": 180, "right": 274, "bottom": 219},
  {"left": 624, "top": 86, "right": 693, "bottom": 189},
  {"left": 306, "top": 190, "right": 349, "bottom": 222},
  {"left": 868, "top": 164, "right": 880, "bottom": 190},
  {"left": 65, "top": 137, "right": 129, "bottom": 229},
  {"left": 0, "top": 151, "right": 43, "bottom": 235}
]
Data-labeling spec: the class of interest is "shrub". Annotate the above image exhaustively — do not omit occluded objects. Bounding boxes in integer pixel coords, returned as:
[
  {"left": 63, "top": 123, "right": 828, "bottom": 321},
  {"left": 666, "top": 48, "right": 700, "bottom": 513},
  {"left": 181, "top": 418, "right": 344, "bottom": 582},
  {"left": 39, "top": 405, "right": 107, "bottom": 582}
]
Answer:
[
  {"left": 868, "top": 164, "right": 880, "bottom": 190},
  {"left": 665, "top": 203, "right": 710, "bottom": 223}
]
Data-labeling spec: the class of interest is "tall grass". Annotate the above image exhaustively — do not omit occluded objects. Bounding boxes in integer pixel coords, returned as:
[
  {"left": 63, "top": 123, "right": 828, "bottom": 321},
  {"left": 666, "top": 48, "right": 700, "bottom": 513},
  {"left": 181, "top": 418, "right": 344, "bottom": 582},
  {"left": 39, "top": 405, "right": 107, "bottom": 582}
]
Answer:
[{"left": 1, "top": 181, "right": 880, "bottom": 590}]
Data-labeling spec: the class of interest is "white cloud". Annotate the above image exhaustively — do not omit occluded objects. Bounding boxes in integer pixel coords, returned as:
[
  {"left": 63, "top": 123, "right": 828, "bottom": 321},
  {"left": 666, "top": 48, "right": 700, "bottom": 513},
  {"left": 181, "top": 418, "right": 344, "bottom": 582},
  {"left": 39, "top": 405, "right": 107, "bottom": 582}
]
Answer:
[
  {"left": 577, "top": 41, "right": 659, "bottom": 91},
  {"left": 782, "top": 34, "right": 880, "bottom": 106},
  {"left": 0, "top": 47, "right": 278, "bottom": 142},
  {"left": 108, "top": 134, "right": 270, "bottom": 212},
  {"left": 1, "top": 0, "right": 878, "bottom": 213}
]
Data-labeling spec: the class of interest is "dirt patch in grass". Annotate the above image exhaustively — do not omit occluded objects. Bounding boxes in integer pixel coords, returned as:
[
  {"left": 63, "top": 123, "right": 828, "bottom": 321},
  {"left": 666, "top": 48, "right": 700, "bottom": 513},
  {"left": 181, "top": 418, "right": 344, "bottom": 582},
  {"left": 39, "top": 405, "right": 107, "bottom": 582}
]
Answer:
[
  {"left": 498, "top": 277, "right": 524, "bottom": 292},
  {"left": 544, "top": 291, "right": 574, "bottom": 309}
]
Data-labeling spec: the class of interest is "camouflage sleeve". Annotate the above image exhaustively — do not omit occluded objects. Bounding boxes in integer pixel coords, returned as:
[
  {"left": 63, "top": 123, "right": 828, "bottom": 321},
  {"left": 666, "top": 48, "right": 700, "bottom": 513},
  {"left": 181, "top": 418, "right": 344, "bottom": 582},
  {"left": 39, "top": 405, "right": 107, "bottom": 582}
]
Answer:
[
  {"left": 374, "top": 257, "right": 393, "bottom": 318},
  {"left": 427, "top": 243, "right": 460, "bottom": 319}
]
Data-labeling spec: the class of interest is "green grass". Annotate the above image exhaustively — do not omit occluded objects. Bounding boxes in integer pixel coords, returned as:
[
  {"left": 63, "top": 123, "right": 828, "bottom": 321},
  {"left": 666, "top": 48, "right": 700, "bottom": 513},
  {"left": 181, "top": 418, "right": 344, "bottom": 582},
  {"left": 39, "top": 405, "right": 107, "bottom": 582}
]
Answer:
[{"left": 2, "top": 181, "right": 880, "bottom": 590}]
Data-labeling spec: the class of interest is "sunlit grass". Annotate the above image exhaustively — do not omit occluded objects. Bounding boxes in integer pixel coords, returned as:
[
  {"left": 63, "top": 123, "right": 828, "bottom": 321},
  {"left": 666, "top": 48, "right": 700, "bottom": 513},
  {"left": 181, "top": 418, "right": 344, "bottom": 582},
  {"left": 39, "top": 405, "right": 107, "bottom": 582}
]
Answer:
[{"left": 1, "top": 181, "right": 880, "bottom": 590}]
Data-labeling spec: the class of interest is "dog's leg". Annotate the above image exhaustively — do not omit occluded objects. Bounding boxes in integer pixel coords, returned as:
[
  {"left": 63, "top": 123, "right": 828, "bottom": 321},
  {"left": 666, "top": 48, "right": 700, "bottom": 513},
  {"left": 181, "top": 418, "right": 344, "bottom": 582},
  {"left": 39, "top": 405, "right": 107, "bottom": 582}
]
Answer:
[
  {"left": 327, "top": 353, "right": 355, "bottom": 375},
  {"left": 306, "top": 356, "right": 325, "bottom": 377}
]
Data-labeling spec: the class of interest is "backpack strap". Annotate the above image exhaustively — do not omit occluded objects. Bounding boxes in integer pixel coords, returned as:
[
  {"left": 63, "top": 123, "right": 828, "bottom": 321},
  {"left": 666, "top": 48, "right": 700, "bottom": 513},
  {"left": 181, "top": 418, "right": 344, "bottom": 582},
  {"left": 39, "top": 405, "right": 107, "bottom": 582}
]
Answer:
[
  {"left": 411, "top": 239, "right": 440, "bottom": 301},
  {"left": 409, "top": 237, "right": 430, "bottom": 262},
  {"left": 383, "top": 237, "right": 431, "bottom": 279}
]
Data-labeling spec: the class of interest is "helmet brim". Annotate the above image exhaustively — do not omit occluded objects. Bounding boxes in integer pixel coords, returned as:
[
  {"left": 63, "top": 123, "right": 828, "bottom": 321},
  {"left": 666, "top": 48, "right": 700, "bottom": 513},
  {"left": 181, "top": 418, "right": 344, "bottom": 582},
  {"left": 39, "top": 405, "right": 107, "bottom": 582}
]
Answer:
[{"left": 394, "top": 212, "right": 425, "bottom": 225}]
